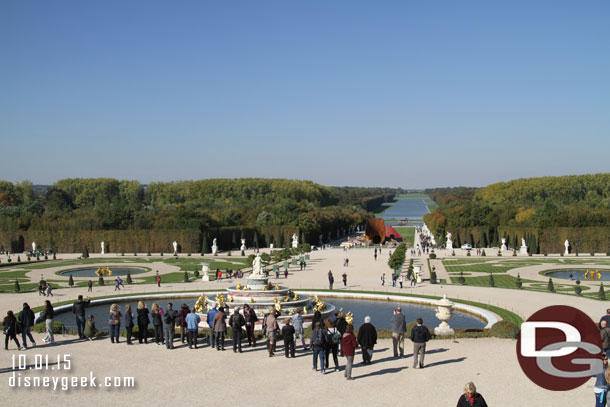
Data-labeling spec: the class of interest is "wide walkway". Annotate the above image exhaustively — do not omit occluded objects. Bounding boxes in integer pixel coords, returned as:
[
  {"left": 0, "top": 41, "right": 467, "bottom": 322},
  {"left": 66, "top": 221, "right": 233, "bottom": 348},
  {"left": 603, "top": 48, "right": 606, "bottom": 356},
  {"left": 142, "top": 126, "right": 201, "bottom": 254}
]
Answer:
[{"left": 0, "top": 245, "right": 604, "bottom": 405}]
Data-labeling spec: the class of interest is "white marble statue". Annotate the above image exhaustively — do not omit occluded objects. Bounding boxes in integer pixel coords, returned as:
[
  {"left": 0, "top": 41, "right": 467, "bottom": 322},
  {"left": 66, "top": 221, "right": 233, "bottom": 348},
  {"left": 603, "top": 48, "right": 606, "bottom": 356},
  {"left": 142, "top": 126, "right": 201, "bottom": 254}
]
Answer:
[
  {"left": 251, "top": 253, "right": 263, "bottom": 277},
  {"left": 520, "top": 237, "right": 528, "bottom": 254},
  {"left": 501, "top": 238, "right": 507, "bottom": 251},
  {"left": 292, "top": 233, "right": 298, "bottom": 249},
  {"left": 32, "top": 241, "right": 36, "bottom": 252},
  {"left": 101, "top": 241, "right": 105, "bottom": 254},
  {"left": 173, "top": 241, "right": 178, "bottom": 254},
  {"left": 445, "top": 232, "right": 453, "bottom": 250},
  {"left": 212, "top": 238, "right": 218, "bottom": 255},
  {"left": 564, "top": 239, "right": 570, "bottom": 255},
  {"left": 240, "top": 238, "right": 246, "bottom": 252}
]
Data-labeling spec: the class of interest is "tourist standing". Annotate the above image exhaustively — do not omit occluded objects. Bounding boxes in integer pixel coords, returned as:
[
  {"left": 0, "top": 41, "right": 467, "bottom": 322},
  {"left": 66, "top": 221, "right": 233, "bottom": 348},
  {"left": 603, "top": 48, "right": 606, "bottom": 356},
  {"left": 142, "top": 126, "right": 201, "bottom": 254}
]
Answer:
[
  {"left": 185, "top": 308, "right": 200, "bottom": 349},
  {"left": 311, "top": 321, "right": 326, "bottom": 373},
  {"left": 18, "top": 303, "right": 36, "bottom": 349},
  {"left": 601, "top": 321, "right": 610, "bottom": 356},
  {"left": 342, "top": 272, "right": 347, "bottom": 287},
  {"left": 137, "top": 301, "right": 150, "bottom": 344},
  {"left": 342, "top": 324, "right": 358, "bottom": 380},
  {"left": 156, "top": 275, "right": 161, "bottom": 287},
  {"left": 162, "top": 303, "right": 179, "bottom": 349},
  {"left": 151, "top": 303, "right": 163, "bottom": 345},
  {"left": 229, "top": 308, "right": 245, "bottom": 353},
  {"left": 124, "top": 304, "right": 134, "bottom": 345},
  {"left": 399, "top": 275, "right": 403, "bottom": 288},
  {"left": 40, "top": 300, "right": 55, "bottom": 344},
  {"left": 87, "top": 279, "right": 93, "bottom": 293},
  {"left": 324, "top": 319, "right": 340, "bottom": 371},
  {"left": 72, "top": 295, "right": 91, "bottom": 339},
  {"left": 357, "top": 316, "right": 377, "bottom": 365},
  {"left": 456, "top": 382, "right": 489, "bottom": 407},
  {"left": 108, "top": 304, "right": 122, "bottom": 343},
  {"left": 207, "top": 305, "right": 218, "bottom": 348},
  {"left": 328, "top": 270, "right": 334, "bottom": 290},
  {"left": 281, "top": 318, "right": 295, "bottom": 358},
  {"left": 410, "top": 317, "right": 431, "bottom": 368},
  {"left": 292, "top": 307, "right": 307, "bottom": 350},
  {"left": 391, "top": 307, "right": 407, "bottom": 358},
  {"left": 3, "top": 311, "right": 22, "bottom": 350},
  {"left": 114, "top": 277, "right": 121, "bottom": 291},
  {"left": 335, "top": 312, "right": 347, "bottom": 356},
  {"left": 46, "top": 284, "right": 53, "bottom": 297},
  {"left": 213, "top": 306, "right": 227, "bottom": 351},
  {"left": 243, "top": 304, "right": 257, "bottom": 347},
  {"left": 284, "top": 268, "right": 288, "bottom": 279},
  {"left": 179, "top": 304, "right": 190, "bottom": 344},
  {"left": 381, "top": 273, "right": 385, "bottom": 286},
  {"left": 84, "top": 314, "right": 98, "bottom": 340},
  {"left": 265, "top": 309, "right": 279, "bottom": 357},
  {"left": 593, "top": 353, "right": 609, "bottom": 407},
  {"left": 601, "top": 309, "right": 610, "bottom": 328}
]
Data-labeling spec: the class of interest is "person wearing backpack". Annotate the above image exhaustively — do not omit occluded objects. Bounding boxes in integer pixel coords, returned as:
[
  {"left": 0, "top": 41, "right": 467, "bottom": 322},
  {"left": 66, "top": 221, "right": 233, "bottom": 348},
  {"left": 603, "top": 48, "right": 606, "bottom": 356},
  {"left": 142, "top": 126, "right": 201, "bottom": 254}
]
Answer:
[
  {"left": 162, "top": 303, "right": 180, "bottom": 349},
  {"left": 228, "top": 308, "right": 245, "bottom": 353},
  {"left": 310, "top": 321, "right": 326, "bottom": 373},
  {"left": 324, "top": 319, "right": 340, "bottom": 371}
]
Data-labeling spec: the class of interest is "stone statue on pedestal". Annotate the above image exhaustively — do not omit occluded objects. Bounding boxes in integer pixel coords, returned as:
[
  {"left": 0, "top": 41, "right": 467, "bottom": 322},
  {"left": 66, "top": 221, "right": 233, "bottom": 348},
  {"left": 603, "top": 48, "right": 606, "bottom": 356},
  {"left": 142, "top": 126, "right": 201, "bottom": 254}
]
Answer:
[
  {"left": 564, "top": 240, "right": 570, "bottom": 255},
  {"left": 251, "top": 253, "right": 264, "bottom": 278},
  {"left": 32, "top": 241, "right": 36, "bottom": 253},
  {"left": 101, "top": 241, "right": 105, "bottom": 254},
  {"left": 173, "top": 241, "right": 178, "bottom": 254},
  {"left": 212, "top": 238, "right": 218, "bottom": 255},
  {"left": 446, "top": 232, "right": 453, "bottom": 250},
  {"left": 520, "top": 238, "right": 528, "bottom": 254},
  {"left": 292, "top": 233, "right": 298, "bottom": 249},
  {"left": 501, "top": 238, "right": 507, "bottom": 251},
  {"left": 240, "top": 239, "right": 246, "bottom": 252}
]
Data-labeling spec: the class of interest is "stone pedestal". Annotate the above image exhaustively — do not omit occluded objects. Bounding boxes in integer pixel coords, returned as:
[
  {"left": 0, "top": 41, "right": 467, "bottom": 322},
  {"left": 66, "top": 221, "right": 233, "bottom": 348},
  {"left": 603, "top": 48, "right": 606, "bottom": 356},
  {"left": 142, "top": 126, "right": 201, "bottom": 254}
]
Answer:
[
  {"left": 434, "top": 295, "right": 455, "bottom": 336},
  {"left": 201, "top": 263, "right": 211, "bottom": 281},
  {"left": 520, "top": 246, "right": 528, "bottom": 255}
]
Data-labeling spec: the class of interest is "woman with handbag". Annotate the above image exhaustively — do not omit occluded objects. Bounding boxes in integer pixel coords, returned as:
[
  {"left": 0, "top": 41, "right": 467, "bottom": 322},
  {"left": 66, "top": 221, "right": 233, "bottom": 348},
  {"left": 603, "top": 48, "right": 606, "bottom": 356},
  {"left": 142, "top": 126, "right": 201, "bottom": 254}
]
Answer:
[
  {"left": 108, "top": 304, "right": 122, "bottom": 343},
  {"left": 3, "top": 310, "right": 22, "bottom": 350}
]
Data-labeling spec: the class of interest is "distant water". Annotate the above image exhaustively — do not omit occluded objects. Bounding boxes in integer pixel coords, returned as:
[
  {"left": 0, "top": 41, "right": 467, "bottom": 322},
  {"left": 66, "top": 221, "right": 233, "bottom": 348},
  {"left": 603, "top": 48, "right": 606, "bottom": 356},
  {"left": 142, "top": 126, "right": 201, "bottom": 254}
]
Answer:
[{"left": 381, "top": 197, "right": 430, "bottom": 220}]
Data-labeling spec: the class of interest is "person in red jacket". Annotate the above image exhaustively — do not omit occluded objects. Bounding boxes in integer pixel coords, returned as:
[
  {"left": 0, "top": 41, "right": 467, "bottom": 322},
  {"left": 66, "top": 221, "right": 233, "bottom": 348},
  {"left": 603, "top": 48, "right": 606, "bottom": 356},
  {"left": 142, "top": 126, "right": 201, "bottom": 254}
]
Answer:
[{"left": 341, "top": 324, "right": 358, "bottom": 380}]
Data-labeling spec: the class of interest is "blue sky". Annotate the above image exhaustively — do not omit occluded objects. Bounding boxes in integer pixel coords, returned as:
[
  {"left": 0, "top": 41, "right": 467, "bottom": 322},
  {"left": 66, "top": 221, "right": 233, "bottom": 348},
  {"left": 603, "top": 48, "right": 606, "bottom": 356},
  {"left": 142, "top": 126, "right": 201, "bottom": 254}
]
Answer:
[{"left": 1, "top": 1, "right": 609, "bottom": 188}]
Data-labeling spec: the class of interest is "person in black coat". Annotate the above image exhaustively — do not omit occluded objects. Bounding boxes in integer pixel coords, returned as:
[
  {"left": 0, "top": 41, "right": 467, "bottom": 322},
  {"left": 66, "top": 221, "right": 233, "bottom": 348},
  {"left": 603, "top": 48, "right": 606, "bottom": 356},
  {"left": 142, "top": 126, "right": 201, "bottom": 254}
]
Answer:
[
  {"left": 228, "top": 308, "right": 245, "bottom": 353},
  {"left": 18, "top": 303, "right": 36, "bottom": 349},
  {"left": 356, "top": 316, "right": 377, "bottom": 365},
  {"left": 3, "top": 310, "right": 22, "bottom": 350},
  {"left": 456, "top": 382, "right": 488, "bottom": 407},
  {"left": 136, "top": 301, "right": 150, "bottom": 344},
  {"left": 124, "top": 304, "right": 134, "bottom": 345},
  {"left": 281, "top": 318, "right": 296, "bottom": 358}
]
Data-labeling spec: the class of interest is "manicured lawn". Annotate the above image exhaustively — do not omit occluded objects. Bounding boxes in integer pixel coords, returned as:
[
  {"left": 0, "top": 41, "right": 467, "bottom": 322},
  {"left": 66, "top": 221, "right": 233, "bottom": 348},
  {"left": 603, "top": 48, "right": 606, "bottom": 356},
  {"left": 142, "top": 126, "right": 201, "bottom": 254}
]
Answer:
[{"left": 393, "top": 227, "right": 415, "bottom": 246}]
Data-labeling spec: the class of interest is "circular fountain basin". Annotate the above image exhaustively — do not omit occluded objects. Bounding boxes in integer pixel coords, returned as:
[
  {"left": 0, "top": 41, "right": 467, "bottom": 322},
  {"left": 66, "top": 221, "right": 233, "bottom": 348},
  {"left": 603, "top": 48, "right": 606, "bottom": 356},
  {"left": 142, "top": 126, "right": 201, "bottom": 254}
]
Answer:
[{"left": 60, "top": 267, "right": 148, "bottom": 277}]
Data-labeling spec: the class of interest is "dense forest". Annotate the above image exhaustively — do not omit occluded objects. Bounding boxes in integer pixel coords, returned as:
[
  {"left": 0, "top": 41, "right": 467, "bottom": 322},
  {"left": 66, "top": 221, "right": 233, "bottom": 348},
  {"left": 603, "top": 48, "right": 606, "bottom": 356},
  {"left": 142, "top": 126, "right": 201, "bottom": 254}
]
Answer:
[
  {"left": 424, "top": 174, "right": 610, "bottom": 253},
  {"left": 0, "top": 178, "right": 399, "bottom": 253}
]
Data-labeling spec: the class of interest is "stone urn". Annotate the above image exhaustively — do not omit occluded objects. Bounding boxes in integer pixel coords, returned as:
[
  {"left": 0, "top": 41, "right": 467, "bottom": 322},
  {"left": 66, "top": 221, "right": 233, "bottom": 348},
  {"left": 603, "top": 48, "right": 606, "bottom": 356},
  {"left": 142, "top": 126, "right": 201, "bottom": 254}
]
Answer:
[
  {"left": 434, "top": 294, "right": 455, "bottom": 335},
  {"left": 201, "top": 262, "right": 211, "bottom": 281}
]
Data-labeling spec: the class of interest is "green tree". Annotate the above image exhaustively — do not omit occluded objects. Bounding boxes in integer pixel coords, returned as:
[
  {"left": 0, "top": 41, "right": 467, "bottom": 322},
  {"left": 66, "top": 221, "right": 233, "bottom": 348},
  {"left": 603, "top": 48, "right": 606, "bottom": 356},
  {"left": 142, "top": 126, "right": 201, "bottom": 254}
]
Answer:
[
  {"left": 488, "top": 273, "right": 494, "bottom": 287},
  {"left": 547, "top": 278, "right": 555, "bottom": 292},
  {"left": 14, "top": 279, "right": 20, "bottom": 293},
  {"left": 600, "top": 283, "right": 606, "bottom": 300},
  {"left": 126, "top": 272, "right": 133, "bottom": 284},
  {"left": 69, "top": 274, "right": 74, "bottom": 287}
]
